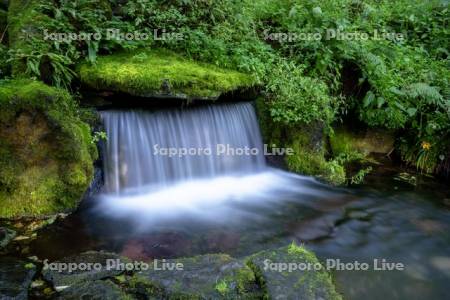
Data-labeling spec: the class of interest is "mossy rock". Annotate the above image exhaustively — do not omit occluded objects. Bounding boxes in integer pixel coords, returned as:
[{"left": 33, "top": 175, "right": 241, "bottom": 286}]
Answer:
[
  {"left": 42, "top": 251, "right": 125, "bottom": 289},
  {"left": 0, "top": 79, "right": 97, "bottom": 218},
  {"left": 285, "top": 126, "right": 346, "bottom": 186},
  {"left": 129, "top": 254, "right": 259, "bottom": 299},
  {"left": 246, "top": 243, "right": 342, "bottom": 300},
  {"left": 78, "top": 49, "right": 257, "bottom": 101},
  {"left": 255, "top": 97, "right": 345, "bottom": 185},
  {"left": 330, "top": 127, "right": 395, "bottom": 157},
  {"left": 56, "top": 280, "right": 129, "bottom": 300},
  {"left": 0, "top": 257, "right": 36, "bottom": 300}
]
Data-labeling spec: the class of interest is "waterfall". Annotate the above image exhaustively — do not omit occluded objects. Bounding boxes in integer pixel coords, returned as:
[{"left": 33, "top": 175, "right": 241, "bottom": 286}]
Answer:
[{"left": 100, "top": 102, "right": 266, "bottom": 194}]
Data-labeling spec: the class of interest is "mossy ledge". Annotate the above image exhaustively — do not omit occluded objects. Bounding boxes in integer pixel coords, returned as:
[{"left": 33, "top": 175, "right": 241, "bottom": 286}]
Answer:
[
  {"left": 0, "top": 79, "right": 97, "bottom": 218},
  {"left": 78, "top": 49, "right": 258, "bottom": 101},
  {"left": 256, "top": 97, "right": 346, "bottom": 186}
]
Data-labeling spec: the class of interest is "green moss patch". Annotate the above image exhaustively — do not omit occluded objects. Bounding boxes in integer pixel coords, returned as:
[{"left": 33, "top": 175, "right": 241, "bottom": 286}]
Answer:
[
  {"left": 330, "top": 127, "right": 395, "bottom": 158},
  {"left": 78, "top": 49, "right": 257, "bottom": 100},
  {"left": 128, "top": 253, "right": 258, "bottom": 299},
  {"left": 246, "top": 243, "right": 342, "bottom": 300},
  {"left": 0, "top": 79, "right": 97, "bottom": 218}
]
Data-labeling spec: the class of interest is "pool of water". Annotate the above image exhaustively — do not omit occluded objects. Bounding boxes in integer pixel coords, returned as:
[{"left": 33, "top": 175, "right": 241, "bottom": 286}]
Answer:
[{"left": 23, "top": 161, "right": 450, "bottom": 300}]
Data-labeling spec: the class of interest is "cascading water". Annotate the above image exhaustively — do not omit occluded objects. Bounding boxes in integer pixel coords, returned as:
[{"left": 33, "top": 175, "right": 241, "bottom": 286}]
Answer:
[
  {"left": 97, "top": 101, "right": 311, "bottom": 218},
  {"left": 100, "top": 102, "right": 266, "bottom": 194}
]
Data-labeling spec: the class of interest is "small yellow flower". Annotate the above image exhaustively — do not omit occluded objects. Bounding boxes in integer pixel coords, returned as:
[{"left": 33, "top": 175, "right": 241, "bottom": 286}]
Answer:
[{"left": 421, "top": 141, "right": 431, "bottom": 150}]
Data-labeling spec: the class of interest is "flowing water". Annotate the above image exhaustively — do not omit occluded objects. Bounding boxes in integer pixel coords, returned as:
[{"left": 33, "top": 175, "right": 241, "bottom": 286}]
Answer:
[
  {"left": 100, "top": 102, "right": 265, "bottom": 193},
  {"left": 23, "top": 101, "right": 450, "bottom": 300}
]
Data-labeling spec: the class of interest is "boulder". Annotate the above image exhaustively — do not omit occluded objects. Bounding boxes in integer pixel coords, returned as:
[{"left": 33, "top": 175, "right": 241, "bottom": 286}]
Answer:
[
  {"left": 246, "top": 243, "right": 342, "bottom": 300},
  {"left": 56, "top": 280, "right": 128, "bottom": 300},
  {"left": 0, "top": 257, "right": 36, "bottom": 300},
  {"left": 255, "top": 97, "right": 345, "bottom": 185},
  {"left": 0, "top": 79, "right": 97, "bottom": 218},
  {"left": 42, "top": 251, "right": 125, "bottom": 290},
  {"left": 129, "top": 254, "right": 259, "bottom": 299},
  {"left": 330, "top": 127, "right": 395, "bottom": 156},
  {"left": 78, "top": 49, "right": 257, "bottom": 101}
]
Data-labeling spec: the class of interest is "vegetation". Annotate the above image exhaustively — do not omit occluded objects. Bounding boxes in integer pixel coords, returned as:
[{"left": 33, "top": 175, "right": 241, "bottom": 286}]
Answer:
[
  {"left": 0, "top": 79, "right": 97, "bottom": 218},
  {"left": 78, "top": 48, "right": 257, "bottom": 99},
  {"left": 2, "top": 0, "right": 449, "bottom": 183}
]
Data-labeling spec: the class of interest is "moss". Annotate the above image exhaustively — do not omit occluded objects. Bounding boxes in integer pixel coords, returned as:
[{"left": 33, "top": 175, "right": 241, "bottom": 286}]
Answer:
[
  {"left": 215, "top": 280, "right": 229, "bottom": 296},
  {"left": 78, "top": 48, "right": 257, "bottom": 100},
  {"left": 330, "top": 127, "right": 395, "bottom": 157},
  {"left": 255, "top": 97, "right": 345, "bottom": 185},
  {"left": 246, "top": 243, "right": 342, "bottom": 300},
  {"left": 0, "top": 79, "right": 97, "bottom": 218},
  {"left": 285, "top": 128, "right": 346, "bottom": 186}
]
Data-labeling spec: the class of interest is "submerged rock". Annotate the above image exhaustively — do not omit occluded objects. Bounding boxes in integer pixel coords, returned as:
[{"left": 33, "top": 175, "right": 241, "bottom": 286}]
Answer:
[
  {"left": 129, "top": 254, "right": 259, "bottom": 299},
  {"left": 56, "top": 280, "right": 128, "bottom": 300},
  {"left": 0, "top": 257, "right": 36, "bottom": 300},
  {"left": 0, "top": 226, "right": 16, "bottom": 248},
  {"left": 247, "top": 243, "right": 342, "bottom": 300},
  {"left": 42, "top": 251, "right": 125, "bottom": 290},
  {"left": 78, "top": 49, "right": 257, "bottom": 101}
]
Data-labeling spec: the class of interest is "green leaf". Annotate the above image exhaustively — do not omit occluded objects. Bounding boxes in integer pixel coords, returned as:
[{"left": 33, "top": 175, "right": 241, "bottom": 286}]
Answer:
[
  {"left": 377, "top": 97, "right": 385, "bottom": 108},
  {"left": 406, "top": 107, "right": 417, "bottom": 117},
  {"left": 363, "top": 91, "right": 375, "bottom": 108}
]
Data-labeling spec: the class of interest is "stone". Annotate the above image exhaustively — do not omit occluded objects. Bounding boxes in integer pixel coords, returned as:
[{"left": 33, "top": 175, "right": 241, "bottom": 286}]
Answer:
[
  {"left": 0, "top": 257, "right": 36, "bottom": 300},
  {"left": 55, "top": 280, "right": 128, "bottom": 300},
  {"left": 246, "top": 243, "right": 342, "bottom": 300},
  {"left": 42, "top": 251, "right": 126, "bottom": 289},
  {"left": 0, "top": 80, "right": 97, "bottom": 218},
  {"left": 0, "top": 226, "right": 16, "bottom": 248},
  {"left": 130, "top": 254, "right": 259, "bottom": 299}
]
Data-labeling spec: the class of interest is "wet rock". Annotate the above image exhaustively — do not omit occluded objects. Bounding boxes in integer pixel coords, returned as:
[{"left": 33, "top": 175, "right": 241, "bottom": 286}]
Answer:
[
  {"left": 130, "top": 254, "right": 258, "bottom": 299},
  {"left": 0, "top": 257, "right": 36, "bottom": 300},
  {"left": 346, "top": 209, "right": 372, "bottom": 222},
  {"left": 290, "top": 213, "right": 342, "bottom": 241},
  {"left": 0, "top": 227, "right": 16, "bottom": 248},
  {"left": 56, "top": 280, "right": 128, "bottom": 300},
  {"left": 42, "top": 251, "right": 126, "bottom": 290},
  {"left": 246, "top": 244, "right": 342, "bottom": 300}
]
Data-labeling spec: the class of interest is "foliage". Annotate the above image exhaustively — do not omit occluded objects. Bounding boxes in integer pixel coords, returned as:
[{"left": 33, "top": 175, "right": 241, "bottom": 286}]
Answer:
[
  {"left": 265, "top": 61, "right": 334, "bottom": 125},
  {"left": 7, "top": 0, "right": 124, "bottom": 88},
  {"left": 350, "top": 166, "right": 373, "bottom": 185},
  {"left": 5, "top": 0, "right": 450, "bottom": 176}
]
